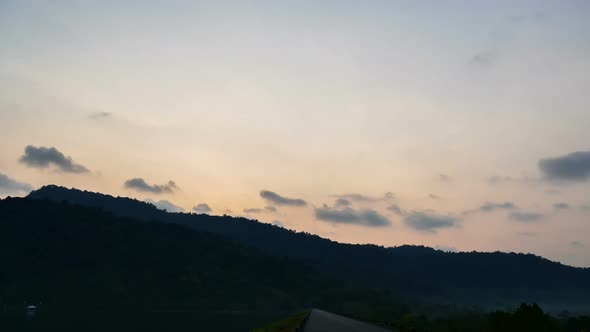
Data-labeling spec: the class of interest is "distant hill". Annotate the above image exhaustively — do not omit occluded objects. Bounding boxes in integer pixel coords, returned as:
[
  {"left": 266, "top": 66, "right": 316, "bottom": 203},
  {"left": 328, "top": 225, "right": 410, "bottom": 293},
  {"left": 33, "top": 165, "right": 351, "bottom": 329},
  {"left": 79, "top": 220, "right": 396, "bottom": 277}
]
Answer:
[
  {"left": 24, "top": 185, "right": 590, "bottom": 311},
  {"left": 0, "top": 197, "right": 365, "bottom": 331}
]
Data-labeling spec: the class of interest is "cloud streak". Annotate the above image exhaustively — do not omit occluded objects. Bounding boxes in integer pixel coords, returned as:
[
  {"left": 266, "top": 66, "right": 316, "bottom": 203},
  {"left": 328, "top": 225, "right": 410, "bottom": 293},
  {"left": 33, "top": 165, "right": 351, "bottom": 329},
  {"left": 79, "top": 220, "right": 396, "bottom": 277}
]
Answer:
[
  {"left": 315, "top": 207, "right": 391, "bottom": 227},
  {"left": 124, "top": 178, "right": 177, "bottom": 194},
  {"left": 333, "top": 192, "right": 394, "bottom": 202},
  {"left": 463, "top": 201, "right": 517, "bottom": 216},
  {"left": 260, "top": 190, "right": 307, "bottom": 207},
  {"left": 244, "top": 206, "right": 278, "bottom": 214},
  {"left": 243, "top": 208, "right": 264, "bottom": 214},
  {"left": 19, "top": 145, "right": 89, "bottom": 173},
  {"left": 88, "top": 111, "right": 112, "bottom": 119}
]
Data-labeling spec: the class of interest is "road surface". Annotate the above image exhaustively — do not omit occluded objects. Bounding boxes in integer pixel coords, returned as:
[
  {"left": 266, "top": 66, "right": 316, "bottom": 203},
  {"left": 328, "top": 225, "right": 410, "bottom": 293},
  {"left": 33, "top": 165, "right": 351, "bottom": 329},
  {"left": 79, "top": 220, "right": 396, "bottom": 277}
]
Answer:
[{"left": 302, "top": 309, "right": 391, "bottom": 332}]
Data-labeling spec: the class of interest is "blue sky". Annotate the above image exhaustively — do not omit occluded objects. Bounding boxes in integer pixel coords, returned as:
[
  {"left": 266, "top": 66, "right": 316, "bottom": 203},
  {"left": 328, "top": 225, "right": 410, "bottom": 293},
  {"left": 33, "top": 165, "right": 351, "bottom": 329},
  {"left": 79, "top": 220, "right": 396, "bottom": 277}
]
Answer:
[{"left": 1, "top": 1, "right": 590, "bottom": 266}]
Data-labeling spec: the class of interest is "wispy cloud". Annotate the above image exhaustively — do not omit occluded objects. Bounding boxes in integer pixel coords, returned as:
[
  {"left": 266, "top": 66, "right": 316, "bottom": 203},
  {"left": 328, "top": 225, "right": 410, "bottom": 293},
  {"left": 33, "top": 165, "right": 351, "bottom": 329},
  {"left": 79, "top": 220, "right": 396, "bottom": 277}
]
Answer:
[
  {"left": 243, "top": 206, "right": 278, "bottom": 214},
  {"left": 334, "top": 198, "right": 352, "bottom": 207},
  {"left": 88, "top": 111, "right": 112, "bottom": 120},
  {"left": 145, "top": 199, "right": 184, "bottom": 213},
  {"left": 387, "top": 203, "right": 404, "bottom": 216},
  {"left": 517, "top": 232, "right": 537, "bottom": 237},
  {"left": 0, "top": 172, "right": 33, "bottom": 195},
  {"left": 510, "top": 211, "right": 544, "bottom": 222},
  {"left": 470, "top": 50, "right": 497, "bottom": 66},
  {"left": 464, "top": 201, "right": 516, "bottom": 215},
  {"left": 193, "top": 203, "right": 212, "bottom": 214},
  {"left": 487, "top": 175, "right": 514, "bottom": 184},
  {"left": 438, "top": 174, "right": 451, "bottom": 182},
  {"left": 486, "top": 175, "right": 537, "bottom": 185},
  {"left": 333, "top": 192, "right": 394, "bottom": 202},
  {"left": 243, "top": 208, "right": 264, "bottom": 214},
  {"left": 19, "top": 145, "right": 89, "bottom": 173}
]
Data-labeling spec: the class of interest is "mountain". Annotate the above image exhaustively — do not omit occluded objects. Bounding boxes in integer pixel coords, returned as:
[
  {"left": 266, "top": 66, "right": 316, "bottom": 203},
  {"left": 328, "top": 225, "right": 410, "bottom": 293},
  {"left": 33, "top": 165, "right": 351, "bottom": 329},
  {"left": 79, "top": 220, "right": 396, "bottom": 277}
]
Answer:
[
  {"left": 24, "top": 185, "right": 590, "bottom": 312},
  {"left": 0, "top": 197, "right": 376, "bottom": 331}
]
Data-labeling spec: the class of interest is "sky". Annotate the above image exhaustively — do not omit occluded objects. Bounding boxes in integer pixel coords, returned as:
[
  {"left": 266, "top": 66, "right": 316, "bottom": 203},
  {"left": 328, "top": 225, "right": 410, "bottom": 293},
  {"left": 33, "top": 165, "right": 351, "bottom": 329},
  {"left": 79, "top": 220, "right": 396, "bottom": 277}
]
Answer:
[{"left": 1, "top": 1, "right": 590, "bottom": 266}]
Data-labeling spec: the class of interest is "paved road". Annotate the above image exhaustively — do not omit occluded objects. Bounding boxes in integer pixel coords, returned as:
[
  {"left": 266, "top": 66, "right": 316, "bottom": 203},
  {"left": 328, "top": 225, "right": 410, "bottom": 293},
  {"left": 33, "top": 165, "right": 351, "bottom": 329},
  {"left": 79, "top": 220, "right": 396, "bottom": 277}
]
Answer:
[{"left": 303, "top": 309, "right": 391, "bottom": 332}]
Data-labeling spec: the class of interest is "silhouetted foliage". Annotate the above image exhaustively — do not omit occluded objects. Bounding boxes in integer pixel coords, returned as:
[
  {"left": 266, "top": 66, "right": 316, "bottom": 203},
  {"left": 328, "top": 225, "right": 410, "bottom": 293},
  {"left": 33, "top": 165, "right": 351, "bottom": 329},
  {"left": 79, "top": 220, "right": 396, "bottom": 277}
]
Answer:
[
  {"left": 383, "top": 303, "right": 590, "bottom": 332},
  {"left": 1, "top": 193, "right": 589, "bottom": 331}
]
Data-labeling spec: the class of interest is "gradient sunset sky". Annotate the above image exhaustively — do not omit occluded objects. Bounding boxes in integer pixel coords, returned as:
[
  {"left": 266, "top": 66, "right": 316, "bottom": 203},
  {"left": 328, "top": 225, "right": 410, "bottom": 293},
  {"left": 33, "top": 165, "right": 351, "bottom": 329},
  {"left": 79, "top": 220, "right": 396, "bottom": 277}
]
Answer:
[{"left": 1, "top": 1, "right": 590, "bottom": 266}]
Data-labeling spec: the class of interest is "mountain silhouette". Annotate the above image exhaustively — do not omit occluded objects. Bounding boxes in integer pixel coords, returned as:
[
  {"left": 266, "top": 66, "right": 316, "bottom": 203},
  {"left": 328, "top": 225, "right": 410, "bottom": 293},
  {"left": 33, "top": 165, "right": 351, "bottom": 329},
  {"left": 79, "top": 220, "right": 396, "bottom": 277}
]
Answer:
[{"left": 21, "top": 185, "right": 590, "bottom": 311}]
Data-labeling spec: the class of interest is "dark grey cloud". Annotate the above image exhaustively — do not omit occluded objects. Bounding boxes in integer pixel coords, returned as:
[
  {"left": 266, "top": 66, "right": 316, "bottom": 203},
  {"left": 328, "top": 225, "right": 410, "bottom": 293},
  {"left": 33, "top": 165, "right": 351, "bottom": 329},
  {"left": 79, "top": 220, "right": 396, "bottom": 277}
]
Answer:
[
  {"left": 145, "top": 199, "right": 184, "bottom": 213},
  {"left": 428, "top": 193, "right": 441, "bottom": 200},
  {"left": 553, "top": 202, "right": 570, "bottom": 210},
  {"left": 571, "top": 241, "right": 584, "bottom": 248},
  {"left": 264, "top": 206, "right": 277, "bottom": 212},
  {"left": 403, "top": 212, "right": 458, "bottom": 233},
  {"left": 315, "top": 207, "right": 391, "bottom": 227},
  {"left": 19, "top": 145, "right": 89, "bottom": 173},
  {"left": 334, "top": 198, "right": 352, "bottom": 208},
  {"left": 510, "top": 211, "right": 544, "bottom": 222},
  {"left": 539, "top": 151, "right": 590, "bottom": 182},
  {"left": 387, "top": 203, "right": 404, "bottom": 216},
  {"left": 193, "top": 203, "right": 212, "bottom": 214},
  {"left": 124, "top": 178, "right": 177, "bottom": 194},
  {"left": 0, "top": 172, "right": 33, "bottom": 195},
  {"left": 88, "top": 111, "right": 112, "bottom": 119},
  {"left": 580, "top": 205, "right": 590, "bottom": 212},
  {"left": 260, "top": 190, "right": 307, "bottom": 207}
]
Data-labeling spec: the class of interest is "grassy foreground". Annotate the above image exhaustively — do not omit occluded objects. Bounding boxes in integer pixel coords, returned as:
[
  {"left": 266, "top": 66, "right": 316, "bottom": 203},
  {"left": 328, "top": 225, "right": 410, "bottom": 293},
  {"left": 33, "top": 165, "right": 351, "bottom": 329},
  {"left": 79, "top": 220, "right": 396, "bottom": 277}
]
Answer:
[{"left": 252, "top": 310, "right": 310, "bottom": 332}]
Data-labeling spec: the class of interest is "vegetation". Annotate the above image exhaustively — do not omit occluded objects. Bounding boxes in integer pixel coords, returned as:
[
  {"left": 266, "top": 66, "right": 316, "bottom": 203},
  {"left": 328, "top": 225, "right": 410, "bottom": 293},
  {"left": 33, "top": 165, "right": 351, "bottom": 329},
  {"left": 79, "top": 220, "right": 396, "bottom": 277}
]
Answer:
[
  {"left": 384, "top": 303, "right": 590, "bottom": 332},
  {"left": 252, "top": 310, "right": 309, "bottom": 332}
]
